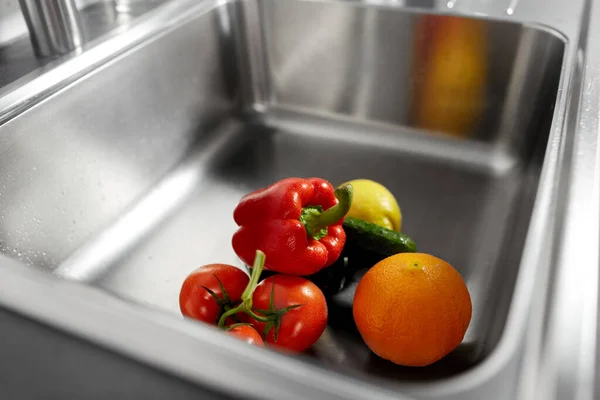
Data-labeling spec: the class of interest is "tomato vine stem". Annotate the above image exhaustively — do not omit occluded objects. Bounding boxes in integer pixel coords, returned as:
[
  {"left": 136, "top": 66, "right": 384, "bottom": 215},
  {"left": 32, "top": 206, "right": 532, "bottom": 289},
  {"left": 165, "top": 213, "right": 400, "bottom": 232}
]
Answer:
[{"left": 218, "top": 250, "right": 271, "bottom": 328}]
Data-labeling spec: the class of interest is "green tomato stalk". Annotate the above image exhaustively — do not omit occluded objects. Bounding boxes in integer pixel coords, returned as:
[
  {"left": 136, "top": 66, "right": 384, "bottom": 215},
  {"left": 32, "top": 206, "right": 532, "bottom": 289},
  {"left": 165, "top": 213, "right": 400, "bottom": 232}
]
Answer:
[
  {"left": 217, "top": 250, "right": 303, "bottom": 342},
  {"left": 218, "top": 250, "right": 271, "bottom": 328}
]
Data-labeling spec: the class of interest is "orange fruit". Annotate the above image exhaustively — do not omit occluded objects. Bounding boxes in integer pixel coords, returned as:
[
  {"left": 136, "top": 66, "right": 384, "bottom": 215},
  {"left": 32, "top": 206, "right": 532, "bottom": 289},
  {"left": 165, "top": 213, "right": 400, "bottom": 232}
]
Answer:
[{"left": 352, "top": 253, "right": 472, "bottom": 367}]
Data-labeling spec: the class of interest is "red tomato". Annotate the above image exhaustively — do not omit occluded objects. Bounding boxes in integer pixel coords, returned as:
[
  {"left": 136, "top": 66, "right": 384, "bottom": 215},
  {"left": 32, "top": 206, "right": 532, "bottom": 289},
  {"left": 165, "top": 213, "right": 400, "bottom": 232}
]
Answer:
[
  {"left": 226, "top": 325, "right": 265, "bottom": 347},
  {"left": 179, "top": 264, "right": 249, "bottom": 325},
  {"left": 251, "top": 275, "right": 328, "bottom": 353}
]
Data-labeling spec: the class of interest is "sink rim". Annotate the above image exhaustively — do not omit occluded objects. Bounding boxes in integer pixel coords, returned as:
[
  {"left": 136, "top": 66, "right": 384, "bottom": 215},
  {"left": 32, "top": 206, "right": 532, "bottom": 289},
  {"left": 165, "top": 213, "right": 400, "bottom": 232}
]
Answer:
[{"left": 0, "top": 0, "right": 587, "bottom": 399}]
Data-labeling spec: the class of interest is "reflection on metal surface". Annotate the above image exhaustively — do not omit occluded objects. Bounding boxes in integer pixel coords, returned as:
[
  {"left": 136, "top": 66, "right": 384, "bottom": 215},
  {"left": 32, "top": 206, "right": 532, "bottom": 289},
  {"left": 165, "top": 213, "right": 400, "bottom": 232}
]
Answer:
[
  {"left": 54, "top": 120, "right": 244, "bottom": 282},
  {"left": 506, "top": 0, "right": 520, "bottom": 15},
  {"left": 0, "top": 0, "right": 170, "bottom": 89},
  {"left": 18, "top": 0, "right": 84, "bottom": 58},
  {"left": 0, "top": 0, "right": 596, "bottom": 399},
  {"left": 0, "top": 0, "right": 232, "bottom": 268},
  {"left": 410, "top": 15, "right": 487, "bottom": 138},
  {"left": 264, "top": 1, "right": 563, "bottom": 150}
]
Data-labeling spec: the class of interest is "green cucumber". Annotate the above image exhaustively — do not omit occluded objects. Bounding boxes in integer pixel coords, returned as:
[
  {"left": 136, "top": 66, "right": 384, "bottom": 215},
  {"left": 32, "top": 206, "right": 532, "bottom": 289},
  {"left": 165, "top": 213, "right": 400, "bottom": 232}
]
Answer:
[{"left": 342, "top": 216, "right": 417, "bottom": 256}]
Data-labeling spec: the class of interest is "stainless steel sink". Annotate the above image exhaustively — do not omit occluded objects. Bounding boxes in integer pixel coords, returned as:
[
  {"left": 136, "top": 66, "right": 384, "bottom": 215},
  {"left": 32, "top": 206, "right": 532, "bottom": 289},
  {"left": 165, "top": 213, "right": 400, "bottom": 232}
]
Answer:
[
  {"left": 0, "top": 0, "right": 170, "bottom": 89},
  {"left": 0, "top": 0, "right": 597, "bottom": 400}
]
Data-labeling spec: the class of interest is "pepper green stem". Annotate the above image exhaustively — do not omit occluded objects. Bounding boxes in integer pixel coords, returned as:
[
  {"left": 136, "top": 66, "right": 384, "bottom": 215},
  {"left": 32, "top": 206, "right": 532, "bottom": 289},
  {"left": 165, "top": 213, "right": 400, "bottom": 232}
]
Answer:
[
  {"left": 303, "top": 183, "right": 354, "bottom": 239},
  {"left": 218, "top": 250, "right": 270, "bottom": 328}
]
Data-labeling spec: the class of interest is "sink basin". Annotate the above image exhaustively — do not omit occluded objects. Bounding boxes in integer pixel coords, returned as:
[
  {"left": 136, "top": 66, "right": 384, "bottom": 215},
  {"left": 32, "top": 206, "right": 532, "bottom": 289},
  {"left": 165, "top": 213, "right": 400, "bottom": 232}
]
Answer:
[{"left": 0, "top": 0, "right": 576, "bottom": 399}]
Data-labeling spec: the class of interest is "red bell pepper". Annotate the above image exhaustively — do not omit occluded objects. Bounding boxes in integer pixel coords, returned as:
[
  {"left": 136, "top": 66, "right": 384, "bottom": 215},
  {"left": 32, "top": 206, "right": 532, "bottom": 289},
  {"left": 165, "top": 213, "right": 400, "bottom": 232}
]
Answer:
[{"left": 232, "top": 177, "right": 353, "bottom": 276}]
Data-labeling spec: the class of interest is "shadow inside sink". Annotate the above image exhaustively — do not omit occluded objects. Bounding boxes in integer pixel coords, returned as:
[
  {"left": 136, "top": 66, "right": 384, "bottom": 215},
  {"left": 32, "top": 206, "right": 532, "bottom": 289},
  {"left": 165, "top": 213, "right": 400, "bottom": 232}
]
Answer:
[{"left": 0, "top": 0, "right": 566, "bottom": 384}]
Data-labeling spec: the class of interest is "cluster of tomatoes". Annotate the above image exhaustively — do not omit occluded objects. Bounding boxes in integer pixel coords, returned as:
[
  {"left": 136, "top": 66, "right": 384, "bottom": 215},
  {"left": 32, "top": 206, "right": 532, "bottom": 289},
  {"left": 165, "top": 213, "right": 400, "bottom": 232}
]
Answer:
[{"left": 178, "top": 250, "right": 328, "bottom": 353}]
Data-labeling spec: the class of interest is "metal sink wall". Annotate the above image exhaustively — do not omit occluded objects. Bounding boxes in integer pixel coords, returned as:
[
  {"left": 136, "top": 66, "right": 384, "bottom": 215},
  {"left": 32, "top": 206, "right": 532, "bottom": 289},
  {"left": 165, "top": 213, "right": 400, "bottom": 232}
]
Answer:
[{"left": 0, "top": 1, "right": 596, "bottom": 400}]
